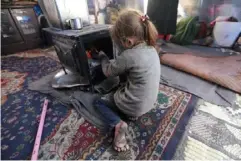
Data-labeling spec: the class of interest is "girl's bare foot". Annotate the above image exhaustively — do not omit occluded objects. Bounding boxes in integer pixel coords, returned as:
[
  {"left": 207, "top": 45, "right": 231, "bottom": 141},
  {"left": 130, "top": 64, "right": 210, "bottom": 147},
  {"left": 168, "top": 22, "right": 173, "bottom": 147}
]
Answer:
[{"left": 114, "top": 121, "right": 129, "bottom": 152}]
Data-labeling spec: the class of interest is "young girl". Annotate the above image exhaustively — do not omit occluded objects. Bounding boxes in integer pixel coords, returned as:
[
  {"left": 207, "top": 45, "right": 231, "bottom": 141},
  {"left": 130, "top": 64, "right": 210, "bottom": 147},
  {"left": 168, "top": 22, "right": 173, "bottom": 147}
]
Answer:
[{"left": 94, "top": 9, "right": 160, "bottom": 152}]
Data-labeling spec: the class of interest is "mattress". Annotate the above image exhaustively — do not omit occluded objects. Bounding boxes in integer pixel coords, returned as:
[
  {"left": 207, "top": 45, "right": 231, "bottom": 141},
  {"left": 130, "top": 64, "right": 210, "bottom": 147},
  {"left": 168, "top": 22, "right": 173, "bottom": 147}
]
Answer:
[{"left": 160, "top": 54, "right": 241, "bottom": 94}]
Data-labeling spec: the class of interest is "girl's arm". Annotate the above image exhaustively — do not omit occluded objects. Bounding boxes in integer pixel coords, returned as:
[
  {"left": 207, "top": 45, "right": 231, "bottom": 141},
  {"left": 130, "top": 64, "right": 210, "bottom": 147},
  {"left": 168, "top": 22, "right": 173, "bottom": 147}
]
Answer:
[{"left": 99, "top": 51, "right": 127, "bottom": 77}]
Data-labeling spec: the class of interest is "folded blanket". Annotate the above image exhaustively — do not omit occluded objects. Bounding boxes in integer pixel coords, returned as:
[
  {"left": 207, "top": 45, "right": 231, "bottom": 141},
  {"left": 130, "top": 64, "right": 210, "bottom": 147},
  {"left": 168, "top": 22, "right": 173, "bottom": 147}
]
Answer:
[{"left": 171, "top": 16, "right": 199, "bottom": 45}]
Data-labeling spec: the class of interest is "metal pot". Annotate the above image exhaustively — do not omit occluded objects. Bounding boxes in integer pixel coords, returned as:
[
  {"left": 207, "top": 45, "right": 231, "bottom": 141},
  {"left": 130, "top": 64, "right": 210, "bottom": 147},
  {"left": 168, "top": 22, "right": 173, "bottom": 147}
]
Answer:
[{"left": 67, "top": 18, "right": 83, "bottom": 30}]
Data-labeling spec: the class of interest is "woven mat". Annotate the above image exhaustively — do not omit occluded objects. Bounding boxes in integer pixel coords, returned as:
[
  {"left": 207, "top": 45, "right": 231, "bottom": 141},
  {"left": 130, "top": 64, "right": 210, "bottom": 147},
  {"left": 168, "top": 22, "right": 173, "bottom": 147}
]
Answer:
[{"left": 174, "top": 95, "right": 241, "bottom": 160}]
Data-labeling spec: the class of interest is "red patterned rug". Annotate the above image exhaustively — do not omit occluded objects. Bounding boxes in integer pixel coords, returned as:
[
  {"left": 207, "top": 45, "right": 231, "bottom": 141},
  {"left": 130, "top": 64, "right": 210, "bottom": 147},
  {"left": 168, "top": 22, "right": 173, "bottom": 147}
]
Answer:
[
  {"left": 37, "top": 85, "right": 198, "bottom": 160},
  {"left": 1, "top": 48, "right": 198, "bottom": 160}
]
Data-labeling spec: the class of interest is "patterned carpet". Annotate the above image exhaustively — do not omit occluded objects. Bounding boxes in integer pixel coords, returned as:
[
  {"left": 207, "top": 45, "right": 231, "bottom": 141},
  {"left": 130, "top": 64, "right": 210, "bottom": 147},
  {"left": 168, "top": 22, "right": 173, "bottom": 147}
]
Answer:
[
  {"left": 174, "top": 96, "right": 241, "bottom": 160},
  {"left": 1, "top": 48, "right": 199, "bottom": 160}
]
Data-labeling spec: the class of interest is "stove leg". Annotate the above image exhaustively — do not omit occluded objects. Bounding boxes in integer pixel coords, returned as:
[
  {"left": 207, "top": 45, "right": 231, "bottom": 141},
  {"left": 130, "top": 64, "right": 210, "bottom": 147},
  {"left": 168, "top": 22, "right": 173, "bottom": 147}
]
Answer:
[{"left": 62, "top": 66, "right": 68, "bottom": 75}]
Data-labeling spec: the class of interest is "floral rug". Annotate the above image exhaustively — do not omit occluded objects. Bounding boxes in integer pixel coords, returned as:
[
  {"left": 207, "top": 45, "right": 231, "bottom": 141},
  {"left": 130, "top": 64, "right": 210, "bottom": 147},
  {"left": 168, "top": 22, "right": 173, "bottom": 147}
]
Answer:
[{"left": 1, "top": 48, "right": 198, "bottom": 160}]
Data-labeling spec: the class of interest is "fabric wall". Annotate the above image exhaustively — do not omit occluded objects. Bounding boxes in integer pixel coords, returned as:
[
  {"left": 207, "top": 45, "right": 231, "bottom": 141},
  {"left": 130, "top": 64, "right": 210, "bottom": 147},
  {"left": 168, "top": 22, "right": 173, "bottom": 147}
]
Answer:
[
  {"left": 178, "top": 0, "right": 241, "bottom": 22},
  {"left": 147, "top": 0, "right": 179, "bottom": 35},
  {"left": 87, "top": 0, "right": 144, "bottom": 24}
]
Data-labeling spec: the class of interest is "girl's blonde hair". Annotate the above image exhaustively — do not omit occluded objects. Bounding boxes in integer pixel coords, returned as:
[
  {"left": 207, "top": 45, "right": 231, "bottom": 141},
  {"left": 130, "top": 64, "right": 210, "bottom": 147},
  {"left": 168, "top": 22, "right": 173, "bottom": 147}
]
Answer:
[{"left": 111, "top": 8, "right": 158, "bottom": 47}]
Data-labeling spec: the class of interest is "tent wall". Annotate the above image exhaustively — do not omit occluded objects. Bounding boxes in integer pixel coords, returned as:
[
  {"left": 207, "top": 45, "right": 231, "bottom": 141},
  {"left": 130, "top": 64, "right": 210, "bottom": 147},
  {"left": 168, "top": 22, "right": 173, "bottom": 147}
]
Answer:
[{"left": 178, "top": 0, "right": 241, "bottom": 22}]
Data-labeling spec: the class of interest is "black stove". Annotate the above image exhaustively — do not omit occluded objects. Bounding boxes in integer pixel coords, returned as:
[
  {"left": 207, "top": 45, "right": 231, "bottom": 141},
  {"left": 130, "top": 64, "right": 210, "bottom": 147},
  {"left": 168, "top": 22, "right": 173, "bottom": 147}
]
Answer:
[{"left": 44, "top": 24, "right": 118, "bottom": 92}]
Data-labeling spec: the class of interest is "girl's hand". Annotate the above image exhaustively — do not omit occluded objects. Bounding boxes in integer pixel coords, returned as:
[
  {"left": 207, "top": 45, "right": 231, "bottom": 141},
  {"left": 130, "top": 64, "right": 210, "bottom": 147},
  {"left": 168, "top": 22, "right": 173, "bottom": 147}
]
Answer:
[
  {"left": 99, "top": 51, "right": 106, "bottom": 56},
  {"left": 98, "top": 51, "right": 108, "bottom": 60}
]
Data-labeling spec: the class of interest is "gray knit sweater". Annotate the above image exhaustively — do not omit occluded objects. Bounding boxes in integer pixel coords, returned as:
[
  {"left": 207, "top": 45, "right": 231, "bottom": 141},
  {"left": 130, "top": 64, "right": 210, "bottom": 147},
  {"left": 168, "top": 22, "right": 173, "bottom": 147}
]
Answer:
[{"left": 99, "top": 43, "right": 160, "bottom": 117}]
